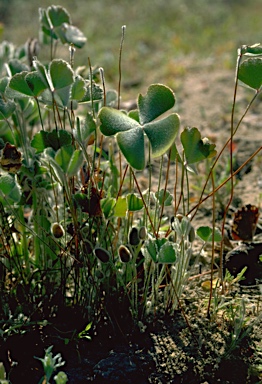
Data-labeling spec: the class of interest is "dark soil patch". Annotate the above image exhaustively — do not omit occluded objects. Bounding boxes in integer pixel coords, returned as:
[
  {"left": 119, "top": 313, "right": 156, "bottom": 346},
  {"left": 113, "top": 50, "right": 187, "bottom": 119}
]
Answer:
[{"left": 1, "top": 280, "right": 261, "bottom": 384}]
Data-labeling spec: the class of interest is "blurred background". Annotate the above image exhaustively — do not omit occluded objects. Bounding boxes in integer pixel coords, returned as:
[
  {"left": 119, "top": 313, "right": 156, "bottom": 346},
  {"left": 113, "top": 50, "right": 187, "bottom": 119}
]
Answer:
[{"left": 0, "top": 0, "right": 261, "bottom": 100}]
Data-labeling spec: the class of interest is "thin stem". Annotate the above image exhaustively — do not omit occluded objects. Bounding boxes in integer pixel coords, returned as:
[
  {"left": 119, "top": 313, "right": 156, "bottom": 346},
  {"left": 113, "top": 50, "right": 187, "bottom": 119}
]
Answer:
[
  {"left": 131, "top": 168, "right": 158, "bottom": 238},
  {"left": 188, "top": 147, "right": 262, "bottom": 214},
  {"left": 207, "top": 170, "right": 215, "bottom": 318},
  {"left": 189, "top": 52, "right": 259, "bottom": 221},
  {"left": 118, "top": 25, "right": 126, "bottom": 110},
  {"left": 99, "top": 67, "right": 106, "bottom": 106},
  {"left": 35, "top": 97, "right": 44, "bottom": 130},
  {"left": 157, "top": 150, "right": 172, "bottom": 236}
]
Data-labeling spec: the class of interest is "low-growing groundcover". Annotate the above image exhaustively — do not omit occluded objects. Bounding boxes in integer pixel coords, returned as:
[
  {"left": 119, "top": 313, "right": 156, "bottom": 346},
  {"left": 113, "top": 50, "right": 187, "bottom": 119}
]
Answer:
[{"left": 0, "top": 5, "right": 262, "bottom": 384}]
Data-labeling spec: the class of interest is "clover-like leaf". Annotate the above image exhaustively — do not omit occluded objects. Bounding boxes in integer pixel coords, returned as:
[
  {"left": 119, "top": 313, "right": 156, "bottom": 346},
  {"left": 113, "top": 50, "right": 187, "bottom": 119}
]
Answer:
[
  {"left": 0, "top": 174, "right": 21, "bottom": 204},
  {"left": 155, "top": 189, "right": 173, "bottom": 206},
  {"left": 127, "top": 193, "right": 144, "bottom": 211},
  {"left": 238, "top": 57, "right": 262, "bottom": 90},
  {"left": 71, "top": 76, "right": 87, "bottom": 100},
  {"left": 158, "top": 241, "right": 177, "bottom": 264},
  {"left": 98, "top": 85, "right": 179, "bottom": 170},
  {"left": 143, "top": 113, "right": 179, "bottom": 158},
  {"left": 55, "top": 145, "right": 83, "bottom": 176},
  {"left": 9, "top": 71, "right": 47, "bottom": 97},
  {"left": 31, "top": 129, "right": 72, "bottom": 153},
  {"left": 26, "top": 71, "right": 48, "bottom": 97},
  {"left": 196, "top": 226, "right": 222, "bottom": 242},
  {"left": 33, "top": 59, "right": 50, "bottom": 88},
  {"left": 114, "top": 196, "right": 127, "bottom": 217},
  {"left": 181, "top": 127, "right": 216, "bottom": 165},
  {"left": 55, "top": 23, "right": 87, "bottom": 48},
  {"left": 47, "top": 5, "right": 71, "bottom": 28},
  {"left": 117, "top": 127, "right": 145, "bottom": 170},
  {"left": 138, "top": 84, "right": 175, "bottom": 125},
  {"left": 145, "top": 238, "right": 167, "bottom": 263},
  {"left": 9, "top": 72, "right": 34, "bottom": 97},
  {"left": 49, "top": 59, "right": 74, "bottom": 90}
]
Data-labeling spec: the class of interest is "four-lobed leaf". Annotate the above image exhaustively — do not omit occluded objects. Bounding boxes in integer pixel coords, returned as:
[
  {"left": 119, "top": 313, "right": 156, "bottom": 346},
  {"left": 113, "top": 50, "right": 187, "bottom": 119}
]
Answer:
[{"left": 98, "top": 84, "right": 179, "bottom": 170}]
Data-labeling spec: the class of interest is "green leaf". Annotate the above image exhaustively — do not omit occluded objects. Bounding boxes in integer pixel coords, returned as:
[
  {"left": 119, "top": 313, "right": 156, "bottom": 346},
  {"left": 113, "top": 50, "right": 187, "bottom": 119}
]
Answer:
[
  {"left": 138, "top": 84, "right": 175, "bottom": 125},
  {"left": 101, "top": 197, "right": 115, "bottom": 219},
  {"left": 47, "top": 129, "right": 72, "bottom": 150},
  {"left": 127, "top": 193, "right": 144, "bottom": 211},
  {"left": 99, "top": 107, "right": 140, "bottom": 136},
  {"left": 0, "top": 174, "right": 16, "bottom": 195},
  {"left": 55, "top": 23, "right": 87, "bottom": 48},
  {"left": 106, "top": 89, "right": 118, "bottom": 106},
  {"left": 0, "top": 77, "right": 10, "bottom": 94},
  {"left": 169, "top": 142, "right": 183, "bottom": 163},
  {"left": 196, "top": 226, "right": 222, "bottom": 242},
  {"left": 39, "top": 8, "right": 51, "bottom": 32},
  {"left": 55, "top": 146, "right": 83, "bottom": 176},
  {"left": 117, "top": 127, "right": 145, "bottom": 170},
  {"left": 158, "top": 242, "right": 177, "bottom": 263},
  {"left": 76, "top": 113, "right": 96, "bottom": 143},
  {"left": 54, "top": 371, "right": 68, "bottom": 384},
  {"left": 7, "top": 59, "right": 29, "bottom": 76},
  {"left": 81, "top": 83, "right": 103, "bottom": 103},
  {"left": 0, "top": 362, "right": 7, "bottom": 381},
  {"left": 0, "top": 174, "right": 21, "bottom": 203},
  {"left": 144, "top": 113, "right": 180, "bottom": 157},
  {"left": 128, "top": 109, "right": 140, "bottom": 122},
  {"left": 145, "top": 239, "right": 158, "bottom": 262},
  {"left": 155, "top": 189, "right": 173, "bottom": 206},
  {"left": 31, "top": 129, "right": 72, "bottom": 153},
  {"left": 145, "top": 238, "right": 167, "bottom": 263},
  {"left": 49, "top": 59, "right": 74, "bottom": 90},
  {"left": 71, "top": 76, "right": 86, "bottom": 100},
  {"left": 55, "top": 145, "right": 74, "bottom": 172},
  {"left": 26, "top": 71, "right": 48, "bottom": 96},
  {"left": 238, "top": 57, "right": 262, "bottom": 90},
  {"left": 9, "top": 71, "right": 47, "bottom": 97},
  {"left": 33, "top": 59, "right": 50, "bottom": 88},
  {"left": 47, "top": 5, "right": 71, "bottom": 28},
  {"left": 181, "top": 127, "right": 216, "bottom": 165},
  {"left": 242, "top": 43, "right": 262, "bottom": 56},
  {"left": 9, "top": 71, "right": 33, "bottom": 96},
  {"left": 114, "top": 196, "right": 127, "bottom": 217},
  {"left": 31, "top": 131, "right": 49, "bottom": 153},
  {"left": 55, "top": 86, "right": 71, "bottom": 107},
  {"left": 0, "top": 97, "right": 16, "bottom": 119},
  {"left": 67, "top": 149, "right": 83, "bottom": 176}
]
